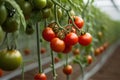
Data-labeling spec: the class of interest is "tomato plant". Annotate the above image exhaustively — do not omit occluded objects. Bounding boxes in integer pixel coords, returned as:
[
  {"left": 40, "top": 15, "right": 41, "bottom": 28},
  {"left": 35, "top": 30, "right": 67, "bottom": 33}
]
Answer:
[
  {"left": 42, "top": 27, "right": 55, "bottom": 42},
  {"left": 78, "top": 33, "right": 92, "bottom": 46},
  {"left": 34, "top": 73, "right": 47, "bottom": 80},
  {"left": 0, "top": 49, "right": 22, "bottom": 71},
  {"left": 63, "top": 65, "right": 73, "bottom": 75},
  {"left": 50, "top": 37, "right": 65, "bottom": 52}
]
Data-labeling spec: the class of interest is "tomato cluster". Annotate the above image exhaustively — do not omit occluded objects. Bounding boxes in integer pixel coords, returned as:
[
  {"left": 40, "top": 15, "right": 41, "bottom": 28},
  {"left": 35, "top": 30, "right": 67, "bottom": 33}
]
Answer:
[{"left": 42, "top": 16, "right": 92, "bottom": 54}]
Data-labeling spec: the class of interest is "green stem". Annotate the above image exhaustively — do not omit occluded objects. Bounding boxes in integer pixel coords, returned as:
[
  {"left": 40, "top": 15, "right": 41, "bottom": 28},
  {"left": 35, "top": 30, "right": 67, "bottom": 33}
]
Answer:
[
  {"left": 51, "top": 50, "right": 57, "bottom": 80},
  {"left": 21, "top": 61, "right": 24, "bottom": 80},
  {"left": 67, "top": 75, "right": 70, "bottom": 80},
  {"left": 66, "top": 54, "right": 70, "bottom": 80},
  {"left": 36, "top": 23, "right": 42, "bottom": 73}
]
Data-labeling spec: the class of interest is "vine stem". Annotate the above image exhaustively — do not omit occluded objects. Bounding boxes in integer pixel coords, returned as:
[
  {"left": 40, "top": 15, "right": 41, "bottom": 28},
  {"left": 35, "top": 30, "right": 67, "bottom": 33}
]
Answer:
[
  {"left": 36, "top": 22, "right": 42, "bottom": 73},
  {"left": 21, "top": 61, "right": 24, "bottom": 80},
  {"left": 66, "top": 54, "right": 70, "bottom": 80},
  {"left": 50, "top": 50, "right": 57, "bottom": 80}
]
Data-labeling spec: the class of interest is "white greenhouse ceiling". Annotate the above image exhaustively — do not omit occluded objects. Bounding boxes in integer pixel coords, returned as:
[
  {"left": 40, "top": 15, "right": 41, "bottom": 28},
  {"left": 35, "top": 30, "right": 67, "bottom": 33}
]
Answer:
[{"left": 94, "top": 0, "right": 120, "bottom": 20}]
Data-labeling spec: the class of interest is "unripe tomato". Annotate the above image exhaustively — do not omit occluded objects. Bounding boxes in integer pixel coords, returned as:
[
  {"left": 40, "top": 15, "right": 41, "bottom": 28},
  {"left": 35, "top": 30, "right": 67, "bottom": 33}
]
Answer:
[
  {"left": 45, "top": 0, "right": 53, "bottom": 8},
  {"left": 0, "top": 49, "right": 22, "bottom": 71},
  {"left": 42, "top": 8, "right": 51, "bottom": 19},
  {"left": 42, "top": 27, "right": 55, "bottom": 42},
  {"left": 57, "top": 8, "right": 62, "bottom": 18},
  {"left": 34, "top": 73, "right": 47, "bottom": 80},
  {"left": 2, "top": 17, "right": 19, "bottom": 33},
  {"left": 64, "top": 32, "right": 78, "bottom": 46},
  {"left": 21, "top": 1, "right": 32, "bottom": 18},
  {"left": 50, "top": 38, "right": 65, "bottom": 52},
  {"left": 25, "top": 25, "right": 34, "bottom": 35},
  {"left": 33, "top": 0, "right": 47, "bottom": 9},
  {"left": 0, "top": 26, "right": 4, "bottom": 43},
  {"left": 78, "top": 33, "right": 92, "bottom": 46},
  {"left": 0, "top": 4, "right": 7, "bottom": 25},
  {"left": 63, "top": 65, "right": 73, "bottom": 75}
]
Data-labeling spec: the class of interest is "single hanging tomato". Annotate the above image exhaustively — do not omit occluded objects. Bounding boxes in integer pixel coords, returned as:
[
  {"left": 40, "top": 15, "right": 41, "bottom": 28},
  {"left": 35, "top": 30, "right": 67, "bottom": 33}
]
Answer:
[
  {"left": 70, "top": 16, "right": 84, "bottom": 29},
  {"left": 42, "top": 27, "right": 55, "bottom": 42},
  {"left": 50, "top": 38, "right": 65, "bottom": 52},
  {"left": 0, "top": 49, "right": 22, "bottom": 71},
  {"left": 64, "top": 32, "right": 78, "bottom": 46},
  {"left": 34, "top": 73, "right": 47, "bottom": 80},
  {"left": 72, "top": 48, "right": 80, "bottom": 56},
  {"left": 78, "top": 33, "right": 92, "bottom": 46},
  {"left": 0, "top": 68, "right": 3, "bottom": 77},
  {"left": 42, "top": 8, "right": 51, "bottom": 19},
  {"left": 63, "top": 65, "right": 73, "bottom": 75},
  {"left": 87, "top": 55, "right": 93, "bottom": 64},
  {"left": 0, "top": 4, "right": 7, "bottom": 25}
]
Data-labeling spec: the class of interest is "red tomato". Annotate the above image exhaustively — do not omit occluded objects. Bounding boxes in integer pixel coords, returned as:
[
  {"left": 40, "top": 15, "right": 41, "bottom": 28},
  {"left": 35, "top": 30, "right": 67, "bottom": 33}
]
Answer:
[
  {"left": 78, "top": 33, "right": 92, "bottom": 46},
  {"left": 42, "top": 27, "right": 55, "bottom": 42},
  {"left": 64, "top": 32, "right": 78, "bottom": 46},
  {"left": 99, "top": 46, "right": 104, "bottom": 53},
  {"left": 87, "top": 55, "right": 93, "bottom": 64},
  {"left": 34, "top": 73, "right": 47, "bottom": 80},
  {"left": 0, "top": 69, "right": 3, "bottom": 77},
  {"left": 70, "top": 16, "right": 84, "bottom": 29},
  {"left": 50, "top": 38, "right": 65, "bottom": 52},
  {"left": 62, "top": 44, "right": 72, "bottom": 54},
  {"left": 54, "top": 57, "right": 60, "bottom": 63},
  {"left": 63, "top": 65, "right": 73, "bottom": 75}
]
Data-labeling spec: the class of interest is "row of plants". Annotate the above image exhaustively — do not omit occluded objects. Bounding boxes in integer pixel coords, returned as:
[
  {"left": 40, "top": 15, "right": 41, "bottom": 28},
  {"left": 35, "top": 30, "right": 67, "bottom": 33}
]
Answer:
[{"left": 0, "top": 0, "right": 120, "bottom": 80}]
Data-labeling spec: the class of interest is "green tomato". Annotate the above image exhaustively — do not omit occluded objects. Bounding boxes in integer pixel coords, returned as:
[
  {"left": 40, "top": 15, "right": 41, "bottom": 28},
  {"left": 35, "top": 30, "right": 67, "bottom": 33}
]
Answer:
[
  {"left": 2, "top": 17, "right": 19, "bottom": 33},
  {"left": 25, "top": 24, "right": 34, "bottom": 35},
  {"left": 42, "top": 8, "right": 51, "bottom": 18},
  {"left": 0, "top": 49, "right": 22, "bottom": 71},
  {"left": 33, "top": 0, "right": 47, "bottom": 9},
  {"left": 57, "top": 8, "right": 62, "bottom": 18},
  {"left": 0, "top": 4, "right": 7, "bottom": 25},
  {"left": 45, "top": 0, "right": 53, "bottom": 8},
  {"left": 0, "top": 26, "right": 4, "bottom": 43},
  {"left": 21, "top": 1, "right": 32, "bottom": 18}
]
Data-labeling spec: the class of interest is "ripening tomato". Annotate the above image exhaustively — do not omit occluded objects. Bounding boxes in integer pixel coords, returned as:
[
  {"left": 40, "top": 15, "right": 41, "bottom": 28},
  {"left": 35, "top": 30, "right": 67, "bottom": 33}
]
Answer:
[
  {"left": 42, "top": 27, "right": 55, "bottom": 42},
  {"left": 78, "top": 33, "right": 92, "bottom": 46},
  {"left": 23, "top": 48, "right": 31, "bottom": 55},
  {"left": 0, "top": 69, "right": 3, "bottom": 77},
  {"left": 72, "top": 48, "right": 80, "bottom": 56},
  {"left": 99, "top": 46, "right": 104, "bottom": 53},
  {"left": 40, "top": 47, "right": 46, "bottom": 54},
  {"left": 70, "top": 16, "right": 84, "bottom": 29},
  {"left": 94, "top": 48, "right": 101, "bottom": 56},
  {"left": 64, "top": 32, "right": 78, "bottom": 46},
  {"left": 65, "top": 26, "right": 76, "bottom": 33},
  {"left": 87, "top": 55, "right": 93, "bottom": 64},
  {"left": 33, "top": 0, "right": 47, "bottom": 9},
  {"left": 54, "top": 57, "right": 60, "bottom": 63},
  {"left": 50, "top": 38, "right": 65, "bottom": 52},
  {"left": 63, "top": 65, "right": 73, "bottom": 75},
  {"left": 34, "top": 73, "right": 47, "bottom": 80},
  {"left": 0, "top": 49, "right": 22, "bottom": 71}
]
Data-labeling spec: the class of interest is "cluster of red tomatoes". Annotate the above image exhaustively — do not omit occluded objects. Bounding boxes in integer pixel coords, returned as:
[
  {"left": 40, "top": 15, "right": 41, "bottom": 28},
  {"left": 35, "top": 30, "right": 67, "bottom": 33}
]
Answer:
[{"left": 42, "top": 16, "right": 92, "bottom": 54}]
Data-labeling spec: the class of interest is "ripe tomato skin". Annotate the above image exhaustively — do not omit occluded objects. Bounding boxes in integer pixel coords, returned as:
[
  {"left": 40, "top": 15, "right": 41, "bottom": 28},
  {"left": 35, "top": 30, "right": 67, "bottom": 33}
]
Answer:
[
  {"left": 87, "top": 55, "right": 93, "bottom": 64},
  {"left": 42, "top": 27, "right": 55, "bottom": 42},
  {"left": 0, "top": 4, "right": 7, "bottom": 25},
  {"left": 50, "top": 38, "right": 65, "bottom": 52},
  {"left": 64, "top": 32, "right": 78, "bottom": 46},
  {"left": 63, "top": 65, "right": 73, "bottom": 75},
  {"left": 62, "top": 44, "right": 72, "bottom": 54},
  {"left": 33, "top": 0, "right": 47, "bottom": 9},
  {"left": 78, "top": 33, "right": 92, "bottom": 46},
  {"left": 0, "top": 49, "right": 22, "bottom": 71},
  {"left": 70, "top": 16, "right": 84, "bottom": 29},
  {"left": 34, "top": 73, "right": 47, "bottom": 80}
]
